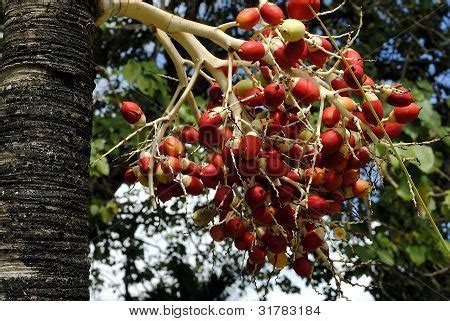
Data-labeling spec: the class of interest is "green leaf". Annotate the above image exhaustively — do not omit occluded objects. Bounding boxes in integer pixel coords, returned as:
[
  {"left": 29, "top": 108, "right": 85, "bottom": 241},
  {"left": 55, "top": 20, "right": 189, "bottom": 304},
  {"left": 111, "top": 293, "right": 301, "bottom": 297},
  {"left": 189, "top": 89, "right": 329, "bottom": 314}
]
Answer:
[
  {"left": 416, "top": 80, "right": 434, "bottom": 94},
  {"left": 377, "top": 249, "right": 395, "bottom": 266},
  {"left": 123, "top": 60, "right": 142, "bottom": 83},
  {"left": 412, "top": 146, "right": 435, "bottom": 173},
  {"left": 396, "top": 178, "right": 413, "bottom": 201},
  {"left": 95, "top": 159, "right": 110, "bottom": 176},
  {"left": 418, "top": 101, "right": 446, "bottom": 136},
  {"left": 406, "top": 246, "right": 427, "bottom": 265},
  {"left": 90, "top": 204, "right": 99, "bottom": 216},
  {"left": 395, "top": 145, "right": 435, "bottom": 173},
  {"left": 354, "top": 245, "right": 376, "bottom": 261},
  {"left": 137, "top": 75, "right": 155, "bottom": 96}
]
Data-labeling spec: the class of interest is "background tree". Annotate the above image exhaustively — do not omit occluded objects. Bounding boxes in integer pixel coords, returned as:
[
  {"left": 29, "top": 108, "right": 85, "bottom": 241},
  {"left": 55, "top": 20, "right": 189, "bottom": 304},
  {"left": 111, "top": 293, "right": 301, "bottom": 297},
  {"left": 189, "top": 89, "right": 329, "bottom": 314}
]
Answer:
[{"left": 87, "top": 0, "right": 449, "bottom": 300}]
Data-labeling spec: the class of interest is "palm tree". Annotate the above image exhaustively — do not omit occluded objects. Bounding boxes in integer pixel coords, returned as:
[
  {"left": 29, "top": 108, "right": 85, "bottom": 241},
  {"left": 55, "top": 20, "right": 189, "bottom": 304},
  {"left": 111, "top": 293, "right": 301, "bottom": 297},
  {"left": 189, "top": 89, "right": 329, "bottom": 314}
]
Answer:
[{"left": 0, "top": 0, "right": 96, "bottom": 300}]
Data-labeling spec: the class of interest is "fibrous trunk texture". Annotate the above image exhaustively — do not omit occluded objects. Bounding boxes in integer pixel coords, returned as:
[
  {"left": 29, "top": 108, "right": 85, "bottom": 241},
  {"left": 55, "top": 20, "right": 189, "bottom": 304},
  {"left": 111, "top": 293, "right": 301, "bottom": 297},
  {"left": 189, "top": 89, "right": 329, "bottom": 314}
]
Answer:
[{"left": 0, "top": 0, "right": 96, "bottom": 300}]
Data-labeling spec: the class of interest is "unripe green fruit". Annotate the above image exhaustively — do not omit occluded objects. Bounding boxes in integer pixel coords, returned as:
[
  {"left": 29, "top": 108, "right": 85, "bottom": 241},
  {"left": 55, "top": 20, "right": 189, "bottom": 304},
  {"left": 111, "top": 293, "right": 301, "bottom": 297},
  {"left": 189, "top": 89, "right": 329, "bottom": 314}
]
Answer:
[
  {"left": 279, "top": 19, "right": 305, "bottom": 42},
  {"left": 233, "top": 79, "right": 255, "bottom": 97}
]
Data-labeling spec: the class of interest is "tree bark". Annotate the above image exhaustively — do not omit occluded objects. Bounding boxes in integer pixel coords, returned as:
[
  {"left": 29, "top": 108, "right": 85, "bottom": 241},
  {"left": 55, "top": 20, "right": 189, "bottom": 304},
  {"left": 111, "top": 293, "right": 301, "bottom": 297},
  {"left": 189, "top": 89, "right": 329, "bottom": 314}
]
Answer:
[{"left": 0, "top": 0, "right": 96, "bottom": 300}]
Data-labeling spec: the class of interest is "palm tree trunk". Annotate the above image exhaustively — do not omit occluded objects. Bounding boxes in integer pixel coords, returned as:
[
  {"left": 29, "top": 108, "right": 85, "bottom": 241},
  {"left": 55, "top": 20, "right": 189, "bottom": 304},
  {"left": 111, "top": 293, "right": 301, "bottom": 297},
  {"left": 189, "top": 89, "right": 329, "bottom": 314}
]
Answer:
[{"left": 0, "top": 0, "right": 96, "bottom": 300}]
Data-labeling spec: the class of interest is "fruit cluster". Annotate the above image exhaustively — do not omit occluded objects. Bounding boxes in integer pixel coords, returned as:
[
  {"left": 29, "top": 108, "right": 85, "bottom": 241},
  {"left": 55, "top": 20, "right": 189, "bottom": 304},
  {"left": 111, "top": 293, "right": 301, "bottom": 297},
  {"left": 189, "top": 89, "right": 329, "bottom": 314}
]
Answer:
[{"left": 120, "top": 0, "right": 421, "bottom": 278}]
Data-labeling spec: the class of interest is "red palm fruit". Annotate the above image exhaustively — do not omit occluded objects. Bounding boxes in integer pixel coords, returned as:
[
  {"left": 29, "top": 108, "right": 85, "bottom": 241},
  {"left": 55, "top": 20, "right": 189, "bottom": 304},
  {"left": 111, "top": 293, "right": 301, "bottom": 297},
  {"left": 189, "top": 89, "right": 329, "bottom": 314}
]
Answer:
[
  {"left": 344, "top": 64, "right": 366, "bottom": 89},
  {"left": 365, "top": 125, "right": 385, "bottom": 142},
  {"left": 274, "top": 183, "right": 296, "bottom": 203},
  {"left": 304, "top": 167, "right": 325, "bottom": 186},
  {"left": 205, "top": 99, "right": 221, "bottom": 110},
  {"left": 238, "top": 40, "right": 266, "bottom": 61},
  {"left": 307, "top": 195, "right": 330, "bottom": 216},
  {"left": 221, "top": 140, "right": 240, "bottom": 167},
  {"left": 283, "top": 120, "right": 303, "bottom": 139},
  {"left": 181, "top": 175, "right": 204, "bottom": 196},
  {"left": 249, "top": 245, "right": 266, "bottom": 264},
  {"left": 213, "top": 185, "right": 234, "bottom": 208},
  {"left": 342, "top": 169, "right": 360, "bottom": 186},
  {"left": 277, "top": 203, "right": 296, "bottom": 228},
  {"left": 286, "top": 144, "right": 303, "bottom": 163},
  {"left": 120, "top": 101, "right": 144, "bottom": 124},
  {"left": 291, "top": 78, "right": 320, "bottom": 105},
  {"left": 124, "top": 167, "right": 138, "bottom": 185},
  {"left": 353, "top": 76, "right": 376, "bottom": 96},
  {"left": 293, "top": 256, "right": 312, "bottom": 278},
  {"left": 181, "top": 159, "right": 201, "bottom": 177},
  {"left": 238, "top": 158, "right": 259, "bottom": 178},
  {"left": 200, "top": 164, "right": 220, "bottom": 188},
  {"left": 263, "top": 82, "right": 285, "bottom": 108},
  {"left": 265, "top": 156, "right": 290, "bottom": 178},
  {"left": 236, "top": 7, "right": 261, "bottom": 30},
  {"left": 328, "top": 199, "right": 342, "bottom": 215},
  {"left": 260, "top": 147, "right": 281, "bottom": 159},
  {"left": 307, "top": 37, "right": 332, "bottom": 67},
  {"left": 210, "top": 152, "right": 225, "bottom": 169},
  {"left": 157, "top": 182, "right": 183, "bottom": 202},
  {"left": 235, "top": 231, "right": 254, "bottom": 251},
  {"left": 272, "top": 42, "right": 292, "bottom": 69},
  {"left": 340, "top": 48, "right": 364, "bottom": 69},
  {"left": 346, "top": 111, "right": 369, "bottom": 131},
  {"left": 381, "top": 85, "right": 414, "bottom": 107},
  {"left": 232, "top": 219, "right": 250, "bottom": 239},
  {"left": 163, "top": 136, "right": 185, "bottom": 157},
  {"left": 383, "top": 120, "right": 403, "bottom": 139},
  {"left": 322, "top": 106, "right": 341, "bottom": 127},
  {"left": 302, "top": 227, "right": 325, "bottom": 252},
  {"left": 199, "top": 125, "right": 222, "bottom": 149},
  {"left": 208, "top": 82, "right": 222, "bottom": 101},
  {"left": 286, "top": 169, "right": 301, "bottom": 183},
  {"left": 285, "top": 40, "right": 308, "bottom": 64},
  {"left": 252, "top": 206, "right": 275, "bottom": 225},
  {"left": 244, "top": 87, "right": 264, "bottom": 107},
  {"left": 219, "top": 209, "right": 234, "bottom": 222},
  {"left": 239, "top": 132, "right": 261, "bottom": 160},
  {"left": 244, "top": 185, "right": 267, "bottom": 209},
  {"left": 161, "top": 156, "right": 182, "bottom": 174},
  {"left": 391, "top": 103, "right": 421, "bottom": 124},
  {"left": 210, "top": 225, "right": 225, "bottom": 242},
  {"left": 180, "top": 126, "right": 199, "bottom": 144},
  {"left": 362, "top": 94, "right": 384, "bottom": 125},
  {"left": 223, "top": 217, "right": 241, "bottom": 238},
  {"left": 260, "top": 2, "right": 284, "bottom": 25},
  {"left": 287, "top": 0, "right": 320, "bottom": 21},
  {"left": 266, "top": 120, "right": 283, "bottom": 136},
  {"left": 304, "top": 222, "right": 317, "bottom": 232},
  {"left": 323, "top": 171, "right": 343, "bottom": 192},
  {"left": 352, "top": 180, "right": 370, "bottom": 198},
  {"left": 322, "top": 152, "right": 347, "bottom": 172},
  {"left": 222, "top": 126, "right": 233, "bottom": 144},
  {"left": 266, "top": 234, "right": 288, "bottom": 254},
  {"left": 139, "top": 151, "right": 151, "bottom": 173},
  {"left": 198, "top": 108, "right": 226, "bottom": 128},
  {"left": 349, "top": 148, "right": 371, "bottom": 169},
  {"left": 270, "top": 109, "right": 289, "bottom": 125},
  {"left": 320, "top": 130, "right": 344, "bottom": 155},
  {"left": 246, "top": 259, "right": 263, "bottom": 274},
  {"left": 348, "top": 134, "right": 356, "bottom": 147},
  {"left": 330, "top": 77, "right": 350, "bottom": 97}
]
